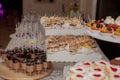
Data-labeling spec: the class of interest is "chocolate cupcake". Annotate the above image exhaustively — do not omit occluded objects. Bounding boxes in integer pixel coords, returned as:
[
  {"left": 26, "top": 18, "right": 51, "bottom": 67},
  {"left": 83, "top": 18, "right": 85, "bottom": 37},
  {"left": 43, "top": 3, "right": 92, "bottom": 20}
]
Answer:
[{"left": 110, "top": 57, "right": 120, "bottom": 66}]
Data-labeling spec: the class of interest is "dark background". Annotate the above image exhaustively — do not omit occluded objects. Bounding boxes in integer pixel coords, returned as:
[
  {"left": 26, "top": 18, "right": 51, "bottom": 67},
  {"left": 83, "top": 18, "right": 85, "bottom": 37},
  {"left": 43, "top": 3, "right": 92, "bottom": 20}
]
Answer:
[{"left": 96, "top": 0, "right": 120, "bottom": 19}]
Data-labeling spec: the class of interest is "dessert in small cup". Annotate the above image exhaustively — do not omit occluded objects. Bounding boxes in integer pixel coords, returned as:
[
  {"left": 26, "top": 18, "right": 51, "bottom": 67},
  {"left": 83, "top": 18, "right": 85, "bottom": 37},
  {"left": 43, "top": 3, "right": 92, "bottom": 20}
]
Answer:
[
  {"left": 26, "top": 60, "right": 35, "bottom": 76},
  {"left": 35, "top": 59, "right": 43, "bottom": 74},
  {"left": 13, "top": 59, "right": 20, "bottom": 72},
  {"left": 21, "top": 59, "right": 27, "bottom": 73},
  {"left": 1, "top": 47, "right": 49, "bottom": 76},
  {"left": 7, "top": 56, "right": 13, "bottom": 69},
  {"left": 43, "top": 60, "right": 49, "bottom": 72}
]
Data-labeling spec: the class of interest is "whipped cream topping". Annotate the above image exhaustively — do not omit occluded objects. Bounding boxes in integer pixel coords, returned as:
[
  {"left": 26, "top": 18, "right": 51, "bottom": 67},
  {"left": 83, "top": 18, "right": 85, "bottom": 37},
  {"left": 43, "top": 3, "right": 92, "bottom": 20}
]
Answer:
[
  {"left": 115, "top": 57, "right": 120, "bottom": 60},
  {"left": 104, "top": 16, "right": 115, "bottom": 24},
  {"left": 70, "top": 66, "right": 85, "bottom": 74},
  {"left": 70, "top": 74, "right": 89, "bottom": 80},
  {"left": 115, "top": 16, "right": 120, "bottom": 26}
]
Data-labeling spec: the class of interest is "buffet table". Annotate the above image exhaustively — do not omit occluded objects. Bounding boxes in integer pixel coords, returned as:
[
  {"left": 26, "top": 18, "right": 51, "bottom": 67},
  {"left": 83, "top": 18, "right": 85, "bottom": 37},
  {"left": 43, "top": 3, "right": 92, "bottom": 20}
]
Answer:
[{"left": 1, "top": 15, "right": 112, "bottom": 80}]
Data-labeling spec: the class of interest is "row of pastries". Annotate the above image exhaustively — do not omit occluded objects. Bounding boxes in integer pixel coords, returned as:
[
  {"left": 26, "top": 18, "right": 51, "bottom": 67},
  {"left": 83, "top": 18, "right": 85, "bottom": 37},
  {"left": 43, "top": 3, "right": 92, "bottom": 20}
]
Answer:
[
  {"left": 68, "top": 60, "right": 120, "bottom": 80},
  {"left": 41, "top": 16, "right": 81, "bottom": 29},
  {"left": 46, "top": 35, "right": 96, "bottom": 54}
]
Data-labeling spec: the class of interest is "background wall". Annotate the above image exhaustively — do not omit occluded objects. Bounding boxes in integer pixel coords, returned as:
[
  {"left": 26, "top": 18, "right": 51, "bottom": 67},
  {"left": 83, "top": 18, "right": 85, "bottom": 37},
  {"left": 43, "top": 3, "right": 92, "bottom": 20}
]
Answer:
[
  {"left": 80, "top": 0, "right": 97, "bottom": 19},
  {"left": 23, "top": 0, "right": 76, "bottom": 16},
  {"left": 23, "top": 0, "right": 97, "bottom": 19}
]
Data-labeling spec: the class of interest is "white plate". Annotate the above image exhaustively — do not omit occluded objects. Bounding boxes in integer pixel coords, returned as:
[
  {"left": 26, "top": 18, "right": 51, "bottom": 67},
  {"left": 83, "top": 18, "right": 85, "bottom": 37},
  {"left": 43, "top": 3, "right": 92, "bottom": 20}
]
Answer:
[{"left": 99, "top": 32, "right": 113, "bottom": 36}]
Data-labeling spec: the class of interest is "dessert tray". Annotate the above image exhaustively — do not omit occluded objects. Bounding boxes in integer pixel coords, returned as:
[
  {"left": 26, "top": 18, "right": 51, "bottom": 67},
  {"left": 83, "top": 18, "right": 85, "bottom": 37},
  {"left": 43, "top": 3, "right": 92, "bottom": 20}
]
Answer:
[
  {"left": 41, "top": 16, "right": 85, "bottom": 36},
  {"left": 86, "top": 27, "right": 120, "bottom": 43},
  {"left": 66, "top": 60, "right": 120, "bottom": 80},
  {"left": 0, "top": 62, "right": 52, "bottom": 80},
  {"left": 86, "top": 16, "right": 120, "bottom": 43},
  {"left": 0, "top": 63, "right": 52, "bottom": 80},
  {"left": 0, "top": 47, "right": 53, "bottom": 80},
  {"left": 40, "top": 16, "right": 108, "bottom": 62}
]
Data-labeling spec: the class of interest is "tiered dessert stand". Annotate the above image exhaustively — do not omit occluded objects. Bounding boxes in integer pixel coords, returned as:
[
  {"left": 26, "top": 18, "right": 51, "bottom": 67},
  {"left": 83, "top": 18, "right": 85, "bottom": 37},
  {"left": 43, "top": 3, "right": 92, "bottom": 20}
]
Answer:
[
  {"left": 41, "top": 16, "right": 109, "bottom": 62},
  {"left": 0, "top": 14, "right": 53, "bottom": 80}
]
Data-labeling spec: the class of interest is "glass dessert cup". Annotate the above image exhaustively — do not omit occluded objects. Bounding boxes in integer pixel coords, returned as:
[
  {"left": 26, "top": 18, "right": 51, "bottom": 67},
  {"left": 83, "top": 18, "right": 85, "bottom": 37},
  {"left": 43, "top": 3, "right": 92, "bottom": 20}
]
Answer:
[
  {"left": 21, "top": 59, "right": 27, "bottom": 73},
  {"left": 43, "top": 61, "right": 49, "bottom": 72},
  {"left": 35, "top": 59, "right": 43, "bottom": 74},
  {"left": 13, "top": 59, "right": 20, "bottom": 72},
  {"left": 35, "top": 63, "right": 43, "bottom": 74},
  {"left": 1, "top": 51, "right": 6, "bottom": 60},
  {"left": 26, "top": 62, "right": 35, "bottom": 76}
]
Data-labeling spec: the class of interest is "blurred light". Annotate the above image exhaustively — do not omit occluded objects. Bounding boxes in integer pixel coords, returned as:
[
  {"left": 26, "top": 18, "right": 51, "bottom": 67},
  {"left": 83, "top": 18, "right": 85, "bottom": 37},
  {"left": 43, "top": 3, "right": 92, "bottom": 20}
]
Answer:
[
  {"left": 0, "top": 10, "right": 3, "bottom": 14},
  {"left": 0, "top": 3, "right": 3, "bottom": 16},
  {"left": 0, "top": 3, "right": 2, "bottom": 9}
]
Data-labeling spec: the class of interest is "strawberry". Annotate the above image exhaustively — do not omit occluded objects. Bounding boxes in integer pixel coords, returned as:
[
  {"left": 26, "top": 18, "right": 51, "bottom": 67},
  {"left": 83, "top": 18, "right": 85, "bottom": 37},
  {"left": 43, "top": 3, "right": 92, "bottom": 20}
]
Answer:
[
  {"left": 114, "top": 75, "right": 120, "bottom": 78},
  {"left": 109, "top": 24, "right": 118, "bottom": 31},
  {"left": 76, "top": 74, "right": 84, "bottom": 78},
  {"left": 93, "top": 74, "right": 101, "bottom": 77}
]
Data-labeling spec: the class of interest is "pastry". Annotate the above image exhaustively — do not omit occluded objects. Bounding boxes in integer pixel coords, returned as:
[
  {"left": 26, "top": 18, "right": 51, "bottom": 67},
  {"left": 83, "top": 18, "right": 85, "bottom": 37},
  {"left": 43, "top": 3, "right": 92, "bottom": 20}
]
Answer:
[
  {"left": 69, "top": 66, "right": 85, "bottom": 74},
  {"left": 104, "top": 16, "right": 115, "bottom": 24},
  {"left": 47, "top": 35, "right": 96, "bottom": 54},
  {"left": 94, "top": 60, "right": 108, "bottom": 68},
  {"left": 110, "top": 57, "right": 120, "bottom": 66},
  {"left": 69, "top": 74, "right": 88, "bottom": 80},
  {"left": 115, "top": 16, "right": 120, "bottom": 26},
  {"left": 109, "top": 74, "right": 120, "bottom": 80},
  {"left": 90, "top": 66, "right": 104, "bottom": 73},
  {"left": 88, "top": 72, "right": 105, "bottom": 80},
  {"left": 106, "top": 65, "right": 120, "bottom": 74}
]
